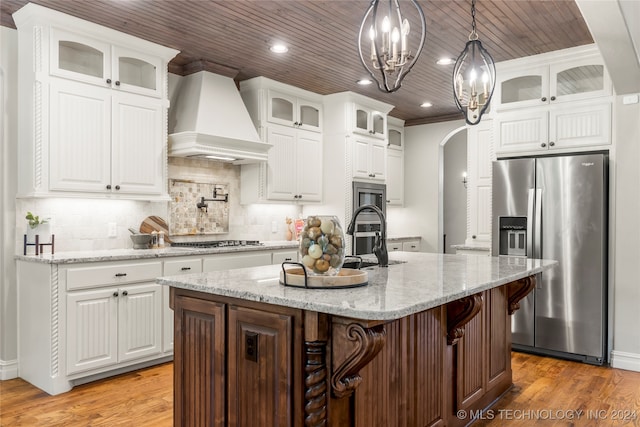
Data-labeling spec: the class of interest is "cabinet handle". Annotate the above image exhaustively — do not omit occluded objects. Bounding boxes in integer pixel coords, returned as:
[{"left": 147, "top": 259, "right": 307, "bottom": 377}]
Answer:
[
  {"left": 293, "top": 195, "right": 299, "bottom": 199},
  {"left": 550, "top": 96, "right": 556, "bottom": 101},
  {"left": 368, "top": 173, "right": 376, "bottom": 178},
  {"left": 106, "top": 184, "right": 112, "bottom": 190},
  {"left": 298, "top": 194, "right": 302, "bottom": 199},
  {"left": 113, "top": 291, "right": 119, "bottom": 297},
  {"left": 549, "top": 141, "right": 555, "bottom": 147},
  {"left": 115, "top": 81, "right": 121, "bottom": 86},
  {"left": 541, "top": 97, "right": 547, "bottom": 102},
  {"left": 541, "top": 142, "right": 547, "bottom": 148},
  {"left": 180, "top": 267, "right": 191, "bottom": 271},
  {"left": 284, "top": 258, "right": 292, "bottom": 261},
  {"left": 115, "top": 273, "right": 127, "bottom": 277},
  {"left": 106, "top": 78, "right": 112, "bottom": 84},
  {"left": 122, "top": 290, "right": 128, "bottom": 296},
  {"left": 115, "top": 185, "right": 121, "bottom": 190}
]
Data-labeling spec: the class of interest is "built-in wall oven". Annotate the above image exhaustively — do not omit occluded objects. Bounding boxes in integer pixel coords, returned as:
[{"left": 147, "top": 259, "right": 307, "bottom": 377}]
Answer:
[{"left": 352, "top": 181, "right": 386, "bottom": 255}]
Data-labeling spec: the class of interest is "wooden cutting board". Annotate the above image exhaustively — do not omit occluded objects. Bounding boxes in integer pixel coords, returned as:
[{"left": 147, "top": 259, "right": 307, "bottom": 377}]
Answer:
[
  {"left": 279, "top": 267, "right": 368, "bottom": 289},
  {"left": 139, "top": 216, "right": 172, "bottom": 243}
]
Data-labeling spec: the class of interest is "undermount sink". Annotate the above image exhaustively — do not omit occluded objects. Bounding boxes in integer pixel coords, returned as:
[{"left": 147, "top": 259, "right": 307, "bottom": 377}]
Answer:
[{"left": 342, "top": 259, "right": 406, "bottom": 269}]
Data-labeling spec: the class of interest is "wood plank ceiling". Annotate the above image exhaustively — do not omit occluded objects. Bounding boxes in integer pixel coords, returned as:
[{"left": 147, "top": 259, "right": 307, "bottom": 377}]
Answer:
[{"left": 0, "top": 0, "right": 593, "bottom": 125}]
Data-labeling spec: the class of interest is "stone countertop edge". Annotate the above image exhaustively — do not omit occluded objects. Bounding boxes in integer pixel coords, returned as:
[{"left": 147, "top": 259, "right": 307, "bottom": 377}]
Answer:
[
  {"left": 387, "top": 236, "right": 422, "bottom": 241},
  {"left": 451, "top": 244, "right": 491, "bottom": 251},
  {"left": 14, "top": 241, "right": 300, "bottom": 264},
  {"left": 158, "top": 252, "right": 557, "bottom": 321}
]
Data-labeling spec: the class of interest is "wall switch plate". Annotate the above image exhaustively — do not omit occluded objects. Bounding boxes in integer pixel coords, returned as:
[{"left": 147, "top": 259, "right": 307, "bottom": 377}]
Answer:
[
  {"left": 108, "top": 222, "right": 117, "bottom": 238},
  {"left": 271, "top": 220, "right": 278, "bottom": 233},
  {"left": 622, "top": 94, "right": 639, "bottom": 105}
]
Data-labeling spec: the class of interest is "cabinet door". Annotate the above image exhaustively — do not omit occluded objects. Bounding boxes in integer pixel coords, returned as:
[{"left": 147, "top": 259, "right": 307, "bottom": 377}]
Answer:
[
  {"left": 494, "top": 66, "right": 549, "bottom": 111},
  {"left": 353, "top": 105, "right": 371, "bottom": 136},
  {"left": 203, "top": 252, "right": 272, "bottom": 272},
  {"left": 494, "top": 109, "right": 549, "bottom": 154},
  {"left": 118, "top": 283, "right": 163, "bottom": 363},
  {"left": 112, "top": 46, "right": 163, "bottom": 98},
  {"left": 50, "top": 28, "right": 111, "bottom": 87},
  {"left": 49, "top": 79, "right": 112, "bottom": 192},
  {"left": 550, "top": 102, "right": 611, "bottom": 149},
  {"left": 227, "top": 305, "right": 293, "bottom": 426},
  {"left": 352, "top": 138, "right": 371, "bottom": 179},
  {"left": 371, "top": 111, "right": 386, "bottom": 139},
  {"left": 386, "top": 149, "right": 404, "bottom": 205},
  {"left": 388, "top": 126, "right": 403, "bottom": 150},
  {"left": 550, "top": 57, "right": 612, "bottom": 104},
  {"left": 296, "top": 130, "right": 322, "bottom": 201},
  {"left": 267, "top": 90, "right": 296, "bottom": 127},
  {"left": 467, "top": 121, "right": 494, "bottom": 245},
  {"left": 67, "top": 288, "right": 118, "bottom": 375},
  {"left": 370, "top": 141, "right": 387, "bottom": 181},
  {"left": 297, "top": 98, "right": 322, "bottom": 132},
  {"left": 266, "top": 125, "right": 297, "bottom": 200},
  {"left": 111, "top": 92, "right": 164, "bottom": 195},
  {"left": 272, "top": 250, "right": 298, "bottom": 264}
]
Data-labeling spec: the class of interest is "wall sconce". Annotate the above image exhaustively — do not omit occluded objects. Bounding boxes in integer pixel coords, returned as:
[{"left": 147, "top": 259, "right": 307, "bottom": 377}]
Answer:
[{"left": 462, "top": 172, "right": 468, "bottom": 188}]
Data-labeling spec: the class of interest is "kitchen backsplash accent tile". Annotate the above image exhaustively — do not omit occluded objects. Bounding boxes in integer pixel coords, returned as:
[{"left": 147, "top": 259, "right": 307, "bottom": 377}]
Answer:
[{"left": 169, "top": 179, "right": 229, "bottom": 235}]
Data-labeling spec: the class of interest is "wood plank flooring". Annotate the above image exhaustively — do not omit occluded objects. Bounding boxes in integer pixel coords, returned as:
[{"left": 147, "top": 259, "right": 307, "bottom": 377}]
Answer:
[{"left": 1, "top": 353, "right": 639, "bottom": 426}]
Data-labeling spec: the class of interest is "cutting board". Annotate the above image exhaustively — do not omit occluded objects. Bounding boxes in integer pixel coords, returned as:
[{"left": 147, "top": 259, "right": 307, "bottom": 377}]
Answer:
[
  {"left": 279, "top": 267, "right": 368, "bottom": 289},
  {"left": 139, "top": 216, "right": 172, "bottom": 243}
]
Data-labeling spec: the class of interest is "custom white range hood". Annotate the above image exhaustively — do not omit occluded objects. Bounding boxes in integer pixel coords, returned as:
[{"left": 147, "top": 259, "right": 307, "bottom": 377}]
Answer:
[{"left": 169, "top": 71, "right": 271, "bottom": 164}]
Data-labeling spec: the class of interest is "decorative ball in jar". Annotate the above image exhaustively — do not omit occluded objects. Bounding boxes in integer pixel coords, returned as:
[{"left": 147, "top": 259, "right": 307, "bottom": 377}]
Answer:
[{"left": 299, "top": 215, "right": 345, "bottom": 276}]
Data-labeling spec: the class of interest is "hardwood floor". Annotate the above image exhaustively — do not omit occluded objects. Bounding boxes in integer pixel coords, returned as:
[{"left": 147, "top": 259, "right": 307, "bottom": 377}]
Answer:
[{"left": 1, "top": 353, "right": 639, "bottom": 426}]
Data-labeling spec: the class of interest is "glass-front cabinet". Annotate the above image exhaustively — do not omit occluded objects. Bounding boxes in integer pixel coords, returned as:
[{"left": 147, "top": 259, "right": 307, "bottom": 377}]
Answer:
[
  {"left": 353, "top": 104, "right": 386, "bottom": 139},
  {"left": 51, "top": 28, "right": 163, "bottom": 98},
  {"left": 267, "top": 89, "right": 322, "bottom": 132},
  {"left": 495, "top": 56, "right": 611, "bottom": 111}
]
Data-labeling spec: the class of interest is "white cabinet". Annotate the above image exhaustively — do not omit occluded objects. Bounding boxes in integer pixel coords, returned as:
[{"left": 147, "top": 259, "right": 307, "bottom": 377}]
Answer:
[
  {"left": 402, "top": 240, "right": 420, "bottom": 252},
  {"left": 352, "top": 136, "right": 387, "bottom": 182},
  {"left": 203, "top": 251, "right": 272, "bottom": 272},
  {"left": 265, "top": 125, "right": 323, "bottom": 202},
  {"left": 66, "top": 283, "right": 163, "bottom": 375},
  {"left": 353, "top": 103, "right": 387, "bottom": 139},
  {"left": 388, "top": 241, "right": 403, "bottom": 252},
  {"left": 386, "top": 117, "right": 405, "bottom": 205},
  {"left": 272, "top": 250, "right": 298, "bottom": 265},
  {"left": 466, "top": 120, "right": 494, "bottom": 245},
  {"left": 14, "top": 3, "right": 178, "bottom": 199},
  {"left": 267, "top": 90, "right": 322, "bottom": 132},
  {"left": 493, "top": 45, "right": 612, "bottom": 156},
  {"left": 239, "top": 77, "right": 324, "bottom": 204}
]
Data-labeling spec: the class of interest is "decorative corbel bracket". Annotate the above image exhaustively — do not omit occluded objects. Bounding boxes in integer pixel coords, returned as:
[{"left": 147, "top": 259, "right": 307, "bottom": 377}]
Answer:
[
  {"left": 506, "top": 275, "right": 537, "bottom": 315},
  {"left": 446, "top": 293, "right": 483, "bottom": 345},
  {"left": 330, "top": 322, "right": 386, "bottom": 398}
]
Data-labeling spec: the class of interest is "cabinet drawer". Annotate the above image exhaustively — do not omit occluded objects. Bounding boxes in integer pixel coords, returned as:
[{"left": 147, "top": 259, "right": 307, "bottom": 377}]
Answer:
[
  {"left": 164, "top": 258, "right": 203, "bottom": 276},
  {"left": 402, "top": 241, "right": 420, "bottom": 252},
  {"left": 388, "top": 242, "right": 403, "bottom": 252},
  {"left": 66, "top": 261, "right": 163, "bottom": 290},
  {"left": 203, "top": 252, "right": 272, "bottom": 272}
]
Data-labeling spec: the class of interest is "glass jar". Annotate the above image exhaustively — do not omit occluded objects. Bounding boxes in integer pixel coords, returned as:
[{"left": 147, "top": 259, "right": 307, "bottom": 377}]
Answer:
[{"left": 299, "top": 215, "right": 345, "bottom": 276}]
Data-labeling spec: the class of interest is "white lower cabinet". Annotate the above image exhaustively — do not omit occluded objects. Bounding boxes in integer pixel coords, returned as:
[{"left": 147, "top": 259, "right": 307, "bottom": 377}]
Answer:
[
  {"left": 203, "top": 251, "right": 272, "bottom": 272},
  {"left": 402, "top": 240, "right": 420, "bottom": 252},
  {"left": 272, "top": 249, "right": 299, "bottom": 265}
]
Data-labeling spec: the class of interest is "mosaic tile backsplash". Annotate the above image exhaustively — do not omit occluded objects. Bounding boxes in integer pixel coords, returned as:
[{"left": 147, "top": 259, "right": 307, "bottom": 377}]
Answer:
[{"left": 169, "top": 179, "right": 229, "bottom": 235}]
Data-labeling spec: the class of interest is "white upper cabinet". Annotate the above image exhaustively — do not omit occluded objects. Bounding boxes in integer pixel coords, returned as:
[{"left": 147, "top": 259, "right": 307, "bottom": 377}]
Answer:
[
  {"left": 267, "top": 89, "right": 322, "bottom": 132},
  {"left": 14, "top": 3, "right": 178, "bottom": 199},
  {"left": 352, "top": 137, "right": 386, "bottom": 182},
  {"left": 352, "top": 104, "right": 387, "bottom": 139},
  {"left": 386, "top": 117, "right": 405, "bottom": 205}
]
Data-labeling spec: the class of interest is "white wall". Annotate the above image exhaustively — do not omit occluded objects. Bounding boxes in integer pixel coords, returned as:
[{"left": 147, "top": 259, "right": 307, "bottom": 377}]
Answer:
[
  {"left": 1, "top": 26, "right": 18, "bottom": 378},
  {"left": 388, "top": 120, "right": 464, "bottom": 252},
  {"left": 611, "top": 94, "right": 640, "bottom": 371}
]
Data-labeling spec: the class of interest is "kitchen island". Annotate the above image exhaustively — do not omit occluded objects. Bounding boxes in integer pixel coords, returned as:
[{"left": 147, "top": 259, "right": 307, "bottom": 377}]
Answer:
[{"left": 158, "top": 252, "right": 555, "bottom": 427}]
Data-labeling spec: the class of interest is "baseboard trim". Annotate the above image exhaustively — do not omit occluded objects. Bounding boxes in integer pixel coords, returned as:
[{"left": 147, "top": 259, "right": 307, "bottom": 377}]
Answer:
[
  {"left": 610, "top": 350, "right": 640, "bottom": 372},
  {"left": 0, "top": 358, "right": 18, "bottom": 380}
]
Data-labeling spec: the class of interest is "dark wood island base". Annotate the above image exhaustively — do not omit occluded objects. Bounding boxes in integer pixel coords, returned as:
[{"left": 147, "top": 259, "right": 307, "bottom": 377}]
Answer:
[{"left": 170, "top": 275, "right": 536, "bottom": 427}]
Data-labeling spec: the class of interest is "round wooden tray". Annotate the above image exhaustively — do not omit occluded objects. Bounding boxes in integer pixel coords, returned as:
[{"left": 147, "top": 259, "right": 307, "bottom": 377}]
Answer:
[{"left": 279, "top": 267, "right": 368, "bottom": 289}]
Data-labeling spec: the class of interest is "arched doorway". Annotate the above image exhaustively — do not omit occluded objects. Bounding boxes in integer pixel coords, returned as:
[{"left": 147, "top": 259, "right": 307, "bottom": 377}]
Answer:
[{"left": 438, "top": 126, "right": 467, "bottom": 253}]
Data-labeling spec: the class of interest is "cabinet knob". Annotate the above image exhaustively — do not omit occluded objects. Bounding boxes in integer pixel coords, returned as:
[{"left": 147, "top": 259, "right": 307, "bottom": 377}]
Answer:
[
  {"left": 472, "top": 235, "right": 476, "bottom": 239},
  {"left": 106, "top": 184, "right": 112, "bottom": 190},
  {"left": 115, "top": 185, "right": 121, "bottom": 190},
  {"left": 541, "top": 97, "right": 547, "bottom": 102},
  {"left": 115, "top": 273, "right": 127, "bottom": 277},
  {"left": 368, "top": 173, "right": 376, "bottom": 178},
  {"left": 549, "top": 141, "right": 555, "bottom": 147},
  {"left": 113, "top": 291, "right": 119, "bottom": 297},
  {"left": 122, "top": 290, "right": 128, "bottom": 296},
  {"left": 298, "top": 194, "right": 302, "bottom": 199},
  {"left": 550, "top": 96, "right": 556, "bottom": 101},
  {"left": 180, "top": 267, "right": 191, "bottom": 271},
  {"left": 106, "top": 78, "right": 112, "bottom": 84},
  {"left": 541, "top": 142, "right": 547, "bottom": 148},
  {"left": 115, "top": 81, "right": 121, "bottom": 86}
]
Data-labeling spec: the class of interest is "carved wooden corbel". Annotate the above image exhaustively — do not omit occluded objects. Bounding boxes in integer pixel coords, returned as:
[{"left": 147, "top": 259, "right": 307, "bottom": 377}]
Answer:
[
  {"left": 506, "top": 276, "right": 536, "bottom": 315},
  {"left": 446, "top": 293, "right": 483, "bottom": 345},
  {"left": 330, "top": 323, "right": 386, "bottom": 398},
  {"left": 304, "top": 341, "right": 328, "bottom": 427}
]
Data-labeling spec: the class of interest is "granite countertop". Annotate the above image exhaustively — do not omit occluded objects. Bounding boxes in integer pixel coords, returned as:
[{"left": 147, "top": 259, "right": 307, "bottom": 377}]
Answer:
[
  {"left": 158, "top": 252, "right": 556, "bottom": 321},
  {"left": 451, "top": 244, "right": 491, "bottom": 251},
  {"left": 15, "top": 241, "right": 300, "bottom": 264}
]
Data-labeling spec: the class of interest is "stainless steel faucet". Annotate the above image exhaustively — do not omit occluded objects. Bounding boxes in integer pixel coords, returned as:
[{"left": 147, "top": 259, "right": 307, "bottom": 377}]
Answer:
[{"left": 346, "top": 204, "right": 388, "bottom": 267}]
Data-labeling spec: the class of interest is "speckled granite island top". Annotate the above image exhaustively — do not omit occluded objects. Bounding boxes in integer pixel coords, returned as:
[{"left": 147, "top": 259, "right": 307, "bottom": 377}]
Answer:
[
  {"left": 158, "top": 252, "right": 556, "bottom": 321},
  {"left": 14, "top": 241, "right": 299, "bottom": 264}
]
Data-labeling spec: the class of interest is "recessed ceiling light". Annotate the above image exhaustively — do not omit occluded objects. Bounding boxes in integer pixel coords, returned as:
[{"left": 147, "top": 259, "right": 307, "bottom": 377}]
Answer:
[
  {"left": 420, "top": 102, "right": 433, "bottom": 108},
  {"left": 436, "top": 57, "right": 455, "bottom": 65},
  {"left": 269, "top": 43, "right": 288, "bottom": 53},
  {"left": 357, "top": 79, "right": 373, "bottom": 85}
]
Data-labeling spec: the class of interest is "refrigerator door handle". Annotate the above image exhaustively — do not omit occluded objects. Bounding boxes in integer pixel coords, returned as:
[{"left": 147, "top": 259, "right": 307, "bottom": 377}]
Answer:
[
  {"left": 527, "top": 189, "right": 535, "bottom": 258},
  {"left": 534, "top": 188, "right": 542, "bottom": 258}
]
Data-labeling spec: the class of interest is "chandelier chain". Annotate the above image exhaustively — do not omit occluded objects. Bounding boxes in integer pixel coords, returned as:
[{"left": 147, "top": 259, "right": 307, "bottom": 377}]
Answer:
[{"left": 469, "top": 0, "right": 478, "bottom": 41}]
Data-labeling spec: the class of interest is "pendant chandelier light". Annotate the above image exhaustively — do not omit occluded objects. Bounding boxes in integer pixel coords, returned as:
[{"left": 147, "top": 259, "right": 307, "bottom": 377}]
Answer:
[
  {"left": 358, "top": 0, "right": 426, "bottom": 93},
  {"left": 453, "top": 0, "right": 495, "bottom": 125}
]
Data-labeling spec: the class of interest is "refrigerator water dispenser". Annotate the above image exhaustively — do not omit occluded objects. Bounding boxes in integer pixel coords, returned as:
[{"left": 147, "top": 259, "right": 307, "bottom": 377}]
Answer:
[{"left": 498, "top": 217, "right": 527, "bottom": 256}]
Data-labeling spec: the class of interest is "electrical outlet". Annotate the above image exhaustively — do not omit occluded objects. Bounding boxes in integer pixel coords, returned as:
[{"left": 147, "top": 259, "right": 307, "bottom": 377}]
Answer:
[
  {"left": 271, "top": 220, "right": 278, "bottom": 233},
  {"left": 108, "top": 222, "right": 117, "bottom": 238}
]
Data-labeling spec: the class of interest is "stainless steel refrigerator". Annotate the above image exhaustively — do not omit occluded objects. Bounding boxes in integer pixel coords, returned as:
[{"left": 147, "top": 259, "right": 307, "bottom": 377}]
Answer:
[{"left": 492, "top": 153, "right": 607, "bottom": 365}]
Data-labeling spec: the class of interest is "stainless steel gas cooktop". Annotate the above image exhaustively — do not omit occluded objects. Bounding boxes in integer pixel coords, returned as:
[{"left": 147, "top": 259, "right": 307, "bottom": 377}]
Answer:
[{"left": 171, "top": 240, "right": 263, "bottom": 249}]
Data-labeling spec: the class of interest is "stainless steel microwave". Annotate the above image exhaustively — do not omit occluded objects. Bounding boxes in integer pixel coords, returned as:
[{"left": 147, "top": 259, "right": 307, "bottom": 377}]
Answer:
[{"left": 352, "top": 181, "right": 386, "bottom": 255}]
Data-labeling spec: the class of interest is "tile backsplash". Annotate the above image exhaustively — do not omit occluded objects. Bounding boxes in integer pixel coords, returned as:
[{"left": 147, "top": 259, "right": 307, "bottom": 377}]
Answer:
[
  {"left": 169, "top": 179, "right": 229, "bottom": 235},
  {"left": 16, "top": 157, "right": 302, "bottom": 252}
]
